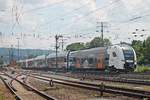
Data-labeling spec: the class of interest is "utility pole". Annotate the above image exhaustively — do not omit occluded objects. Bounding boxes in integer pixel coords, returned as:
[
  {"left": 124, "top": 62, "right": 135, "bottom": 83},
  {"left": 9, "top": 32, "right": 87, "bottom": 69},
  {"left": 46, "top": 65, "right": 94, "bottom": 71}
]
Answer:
[
  {"left": 55, "top": 35, "right": 58, "bottom": 69},
  {"left": 8, "top": 48, "right": 11, "bottom": 64},
  {"left": 61, "top": 36, "right": 64, "bottom": 51},
  {"left": 16, "top": 37, "right": 20, "bottom": 61},
  {"left": 10, "top": 45, "right": 13, "bottom": 64},
  {"left": 101, "top": 22, "right": 104, "bottom": 46},
  {"left": 55, "top": 35, "right": 62, "bottom": 69},
  {"left": 96, "top": 21, "right": 107, "bottom": 47}
]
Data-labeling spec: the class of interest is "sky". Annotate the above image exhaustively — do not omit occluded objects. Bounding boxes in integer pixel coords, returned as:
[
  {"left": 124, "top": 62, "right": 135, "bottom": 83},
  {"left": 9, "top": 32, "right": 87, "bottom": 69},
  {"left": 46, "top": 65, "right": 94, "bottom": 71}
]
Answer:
[{"left": 0, "top": 0, "right": 150, "bottom": 50}]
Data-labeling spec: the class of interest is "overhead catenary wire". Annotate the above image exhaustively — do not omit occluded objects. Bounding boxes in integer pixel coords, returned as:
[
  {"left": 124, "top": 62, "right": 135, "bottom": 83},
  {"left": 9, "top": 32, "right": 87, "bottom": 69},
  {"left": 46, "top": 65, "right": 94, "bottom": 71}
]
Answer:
[
  {"left": 31, "top": 0, "right": 121, "bottom": 37},
  {"left": 6, "top": 0, "right": 150, "bottom": 49},
  {"left": 33, "top": 0, "right": 92, "bottom": 31},
  {"left": 60, "top": 0, "right": 150, "bottom": 35},
  {"left": 10, "top": 0, "right": 71, "bottom": 35},
  {"left": 11, "top": 0, "right": 24, "bottom": 35},
  {"left": 21, "top": 0, "right": 122, "bottom": 41},
  {"left": 23, "top": 0, "right": 70, "bottom": 14},
  {"left": 59, "top": 0, "right": 121, "bottom": 33}
]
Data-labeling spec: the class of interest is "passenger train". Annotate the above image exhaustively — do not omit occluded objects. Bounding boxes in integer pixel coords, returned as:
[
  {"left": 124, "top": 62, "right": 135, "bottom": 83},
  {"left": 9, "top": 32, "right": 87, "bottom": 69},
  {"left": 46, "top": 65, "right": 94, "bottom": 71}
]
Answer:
[{"left": 17, "top": 43, "right": 137, "bottom": 72}]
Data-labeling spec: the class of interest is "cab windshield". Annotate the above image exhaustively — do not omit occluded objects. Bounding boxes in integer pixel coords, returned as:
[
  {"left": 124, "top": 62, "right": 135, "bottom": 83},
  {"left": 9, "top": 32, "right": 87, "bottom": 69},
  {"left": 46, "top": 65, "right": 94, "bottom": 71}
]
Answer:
[{"left": 123, "top": 49, "right": 134, "bottom": 60}]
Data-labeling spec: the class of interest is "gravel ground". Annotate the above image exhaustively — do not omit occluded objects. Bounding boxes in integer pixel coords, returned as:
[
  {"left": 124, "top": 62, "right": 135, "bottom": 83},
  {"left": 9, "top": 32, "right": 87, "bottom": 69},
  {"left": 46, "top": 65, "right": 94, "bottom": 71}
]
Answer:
[
  {"left": 0, "top": 82, "right": 15, "bottom": 100},
  {"left": 27, "top": 77, "right": 140, "bottom": 100}
]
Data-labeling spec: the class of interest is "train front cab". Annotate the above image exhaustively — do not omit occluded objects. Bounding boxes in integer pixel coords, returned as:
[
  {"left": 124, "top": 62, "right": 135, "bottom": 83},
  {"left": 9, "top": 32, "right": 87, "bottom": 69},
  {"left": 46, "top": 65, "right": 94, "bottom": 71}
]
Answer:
[
  {"left": 122, "top": 46, "right": 137, "bottom": 71},
  {"left": 107, "top": 44, "right": 136, "bottom": 72}
]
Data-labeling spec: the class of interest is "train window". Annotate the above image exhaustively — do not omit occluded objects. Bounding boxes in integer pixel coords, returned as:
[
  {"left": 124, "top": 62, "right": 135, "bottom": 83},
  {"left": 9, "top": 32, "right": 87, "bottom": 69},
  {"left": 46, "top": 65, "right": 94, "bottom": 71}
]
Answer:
[
  {"left": 73, "top": 58, "right": 76, "bottom": 62},
  {"left": 105, "top": 54, "right": 109, "bottom": 60},
  {"left": 50, "top": 58, "right": 55, "bottom": 61},
  {"left": 88, "top": 58, "right": 94, "bottom": 64},
  {"left": 69, "top": 58, "right": 73, "bottom": 62},
  {"left": 81, "top": 58, "right": 85, "bottom": 63},
  {"left": 112, "top": 52, "right": 117, "bottom": 57},
  {"left": 64, "top": 58, "right": 67, "bottom": 62}
]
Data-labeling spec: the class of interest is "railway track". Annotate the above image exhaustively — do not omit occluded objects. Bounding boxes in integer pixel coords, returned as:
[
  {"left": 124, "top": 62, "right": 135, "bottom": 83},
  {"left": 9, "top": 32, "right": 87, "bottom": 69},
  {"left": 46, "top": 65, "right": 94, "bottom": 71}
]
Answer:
[
  {"left": 29, "top": 74, "right": 150, "bottom": 99},
  {"left": 0, "top": 76, "right": 22, "bottom": 100},
  {"left": 31, "top": 72, "right": 150, "bottom": 86},
  {"left": 81, "top": 74, "right": 150, "bottom": 86},
  {"left": 1, "top": 72, "right": 56, "bottom": 100}
]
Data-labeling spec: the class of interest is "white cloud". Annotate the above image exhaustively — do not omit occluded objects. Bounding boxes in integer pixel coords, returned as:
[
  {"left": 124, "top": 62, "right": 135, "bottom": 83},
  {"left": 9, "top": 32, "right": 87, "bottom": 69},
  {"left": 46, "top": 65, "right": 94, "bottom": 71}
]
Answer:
[
  {"left": 121, "top": 0, "right": 143, "bottom": 10},
  {"left": 0, "top": 0, "right": 150, "bottom": 49}
]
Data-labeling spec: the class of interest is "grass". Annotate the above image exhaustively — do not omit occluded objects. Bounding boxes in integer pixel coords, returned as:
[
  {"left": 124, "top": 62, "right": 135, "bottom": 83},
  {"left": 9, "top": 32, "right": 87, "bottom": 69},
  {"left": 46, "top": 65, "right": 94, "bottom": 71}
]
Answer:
[
  {"left": 134, "top": 65, "right": 150, "bottom": 73},
  {"left": 0, "top": 94, "right": 4, "bottom": 100}
]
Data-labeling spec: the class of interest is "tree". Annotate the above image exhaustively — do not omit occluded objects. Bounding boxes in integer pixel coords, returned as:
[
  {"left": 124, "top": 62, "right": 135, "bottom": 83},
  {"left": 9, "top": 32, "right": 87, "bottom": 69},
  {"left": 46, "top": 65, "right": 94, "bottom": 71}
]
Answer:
[
  {"left": 103, "top": 38, "right": 112, "bottom": 46},
  {"left": 66, "top": 37, "right": 112, "bottom": 51},
  {"left": 131, "top": 37, "right": 150, "bottom": 64},
  {"left": 132, "top": 40, "right": 144, "bottom": 64},
  {"left": 144, "top": 37, "right": 150, "bottom": 64},
  {"left": 66, "top": 42, "right": 86, "bottom": 51},
  {"left": 89, "top": 37, "right": 111, "bottom": 48}
]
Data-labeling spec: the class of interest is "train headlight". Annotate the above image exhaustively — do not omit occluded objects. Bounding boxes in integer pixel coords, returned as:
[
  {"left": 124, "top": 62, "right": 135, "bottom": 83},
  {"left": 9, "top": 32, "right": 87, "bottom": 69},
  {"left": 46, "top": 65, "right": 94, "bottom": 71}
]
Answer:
[{"left": 126, "top": 60, "right": 133, "bottom": 63}]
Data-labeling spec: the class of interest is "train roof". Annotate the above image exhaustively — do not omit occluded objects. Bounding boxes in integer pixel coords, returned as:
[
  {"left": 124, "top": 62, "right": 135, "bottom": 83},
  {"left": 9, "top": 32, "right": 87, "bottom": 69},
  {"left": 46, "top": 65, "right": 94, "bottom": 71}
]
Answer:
[
  {"left": 70, "top": 47, "right": 107, "bottom": 58},
  {"left": 19, "top": 55, "right": 46, "bottom": 62},
  {"left": 111, "top": 43, "right": 133, "bottom": 50},
  {"left": 34, "top": 55, "right": 46, "bottom": 60},
  {"left": 47, "top": 51, "right": 68, "bottom": 58}
]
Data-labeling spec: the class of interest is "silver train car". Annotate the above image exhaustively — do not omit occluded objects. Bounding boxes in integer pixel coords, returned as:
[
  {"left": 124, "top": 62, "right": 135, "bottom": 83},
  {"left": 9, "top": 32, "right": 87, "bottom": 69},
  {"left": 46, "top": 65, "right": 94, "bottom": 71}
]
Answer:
[{"left": 18, "top": 44, "right": 137, "bottom": 71}]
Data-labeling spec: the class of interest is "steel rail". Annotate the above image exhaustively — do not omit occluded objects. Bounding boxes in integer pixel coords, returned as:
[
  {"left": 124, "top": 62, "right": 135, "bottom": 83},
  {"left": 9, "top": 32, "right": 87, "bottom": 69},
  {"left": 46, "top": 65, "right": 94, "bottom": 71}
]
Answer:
[
  {"left": 30, "top": 74, "right": 150, "bottom": 98},
  {"left": 53, "top": 72, "right": 150, "bottom": 86},
  {"left": 0, "top": 76, "right": 22, "bottom": 100},
  {"left": 96, "top": 77, "right": 150, "bottom": 86},
  {"left": 4, "top": 73, "right": 56, "bottom": 100},
  {"left": 32, "top": 72, "right": 150, "bottom": 86}
]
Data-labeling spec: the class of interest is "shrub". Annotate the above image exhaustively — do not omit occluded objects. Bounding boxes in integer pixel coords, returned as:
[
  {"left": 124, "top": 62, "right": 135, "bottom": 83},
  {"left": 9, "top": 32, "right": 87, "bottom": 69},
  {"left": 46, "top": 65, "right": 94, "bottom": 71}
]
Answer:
[{"left": 134, "top": 65, "right": 150, "bottom": 73}]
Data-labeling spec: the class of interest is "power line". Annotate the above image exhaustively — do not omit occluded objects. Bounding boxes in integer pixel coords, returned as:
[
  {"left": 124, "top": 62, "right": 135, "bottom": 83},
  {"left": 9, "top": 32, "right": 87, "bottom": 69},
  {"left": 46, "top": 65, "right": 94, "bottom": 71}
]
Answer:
[
  {"left": 10, "top": 0, "right": 71, "bottom": 35},
  {"left": 25, "top": 0, "right": 120, "bottom": 34},
  {"left": 60, "top": 0, "right": 150, "bottom": 35},
  {"left": 60, "top": 0, "right": 121, "bottom": 32},
  {"left": 23, "top": 0, "right": 70, "bottom": 14},
  {"left": 109, "top": 10, "right": 150, "bottom": 31},
  {"left": 11, "top": 0, "right": 24, "bottom": 35},
  {"left": 32, "top": 0, "right": 91, "bottom": 31}
]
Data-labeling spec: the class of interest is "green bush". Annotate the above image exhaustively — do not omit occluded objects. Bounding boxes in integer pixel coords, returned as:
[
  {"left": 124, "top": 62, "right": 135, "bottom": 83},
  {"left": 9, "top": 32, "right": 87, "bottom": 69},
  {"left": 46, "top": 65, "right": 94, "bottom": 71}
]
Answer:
[{"left": 134, "top": 65, "right": 150, "bottom": 73}]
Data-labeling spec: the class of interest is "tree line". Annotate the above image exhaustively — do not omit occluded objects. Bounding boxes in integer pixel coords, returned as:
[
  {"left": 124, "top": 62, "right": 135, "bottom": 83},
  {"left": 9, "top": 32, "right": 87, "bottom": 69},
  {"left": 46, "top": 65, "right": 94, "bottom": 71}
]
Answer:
[
  {"left": 132, "top": 36, "right": 150, "bottom": 65},
  {"left": 66, "top": 37, "right": 111, "bottom": 51}
]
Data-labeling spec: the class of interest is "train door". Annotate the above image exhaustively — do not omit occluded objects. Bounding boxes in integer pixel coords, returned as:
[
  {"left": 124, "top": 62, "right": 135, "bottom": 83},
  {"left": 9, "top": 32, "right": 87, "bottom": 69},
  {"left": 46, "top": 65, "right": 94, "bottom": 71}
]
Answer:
[
  {"left": 75, "top": 58, "right": 80, "bottom": 68},
  {"left": 96, "top": 57, "right": 104, "bottom": 69}
]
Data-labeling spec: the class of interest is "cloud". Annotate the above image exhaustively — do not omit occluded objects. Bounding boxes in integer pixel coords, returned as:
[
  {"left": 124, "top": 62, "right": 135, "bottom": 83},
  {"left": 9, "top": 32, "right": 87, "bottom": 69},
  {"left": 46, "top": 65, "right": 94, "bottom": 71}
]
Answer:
[
  {"left": 0, "top": 0, "right": 7, "bottom": 11},
  {"left": 121, "top": 0, "right": 143, "bottom": 10},
  {"left": 0, "top": 0, "right": 150, "bottom": 49}
]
